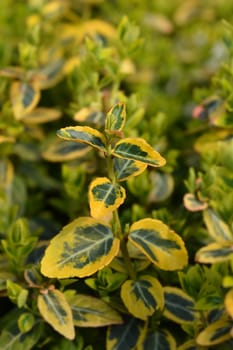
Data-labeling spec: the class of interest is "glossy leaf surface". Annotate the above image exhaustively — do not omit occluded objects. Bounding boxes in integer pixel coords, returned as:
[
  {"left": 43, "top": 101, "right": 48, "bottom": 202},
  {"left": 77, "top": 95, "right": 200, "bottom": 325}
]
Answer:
[
  {"left": 121, "top": 275, "right": 164, "bottom": 320},
  {"left": 38, "top": 288, "right": 75, "bottom": 340},
  {"left": 164, "top": 287, "right": 196, "bottom": 324},
  {"left": 89, "top": 177, "right": 126, "bottom": 219},
  {"left": 129, "top": 219, "right": 188, "bottom": 270},
  {"left": 113, "top": 138, "right": 166, "bottom": 167},
  {"left": 41, "top": 217, "right": 120, "bottom": 278},
  {"left": 57, "top": 126, "right": 107, "bottom": 151}
]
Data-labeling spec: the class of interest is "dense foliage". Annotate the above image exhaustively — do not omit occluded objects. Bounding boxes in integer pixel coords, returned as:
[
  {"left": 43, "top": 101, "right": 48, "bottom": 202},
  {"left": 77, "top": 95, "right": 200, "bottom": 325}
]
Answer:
[{"left": 0, "top": 0, "right": 233, "bottom": 349}]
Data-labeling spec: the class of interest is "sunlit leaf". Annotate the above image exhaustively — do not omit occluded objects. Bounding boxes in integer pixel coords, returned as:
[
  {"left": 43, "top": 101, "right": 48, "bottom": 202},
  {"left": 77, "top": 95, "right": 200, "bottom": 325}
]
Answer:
[
  {"left": 183, "top": 193, "right": 208, "bottom": 212},
  {"left": 113, "top": 138, "right": 166, "bottom": 167},
  {"left": 89, "top": 177, "right": 126, "bottom": 219},
  {"left": 57, "top": 126, "right": 107, "bottom": 151},
  {"left": 163, "top": 287, "right": 196, "bottom": 324},
  {"left": 121, "top": 275, "right": 164, "bottom": 320},
  {"left": 107, "top": 315, "right": 143, "bottom": 350},
  {"left": 195, "top": 242, "right": 233, "bottom": 263},
  {"left": 66, "top": 292, "right": 122, "bottom": 327},
  {"left": 38, "top": 288, "right": 75, "bottom": 340},
  {"left": 129, "top": 219, "right": 188, "bottom": 270},
  {"left": 196, "top": 318, "right": 232, "bottom": 346},
  {"left": 138, "top": 329, "right": 176, "bottom": 350},
  {"left": 21, "top": 108, "right": 61, "bottom": 124},
  {"left": 42, "top": 139, "right": 90, "bottom": 162},
  {"left": 114, "top": 157, "right": 147, "bottom": 181},
  {"left": 105, "top": 102, "right": 126, "bottom": 131},
  {"left": 10, "top": 81, "right": 40, "bottom": 120},
  {"left": 41, "top": 217, "right": 120, "bottom": 278},
  {"left": 203, "top": 209, "right": 232, "bottom": 242}
]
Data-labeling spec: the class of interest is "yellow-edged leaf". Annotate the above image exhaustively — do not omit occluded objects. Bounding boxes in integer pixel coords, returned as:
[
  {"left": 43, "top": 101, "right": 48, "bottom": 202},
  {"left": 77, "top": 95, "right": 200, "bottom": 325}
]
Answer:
[
  {"left": 225, "top": 288, "right": 233, "bottom": 319},
  {"left": 74, "top": 107, "right": 105, "bottom": 125},
  {"left": 41, "top": 217, "right": 120, "bottom": 278},
  {"left": 183, "top": 193, "right": 208, "bottom": 212},
  {"left": 42, "top": 139, "right": 90, "bottom": 162},
  {"left": 10, "top": 81, "right": 40, "bottom": 120},
  {"left": 195, "top": 242, "right": 233, "bottom": 263},
  {"left": 112, "top": 138, "right": 166, "bottom": 167},
  {"left": 178, "top": 340, "right": 204, "bottom": 350},
  {"left": 57, "top": 126, "right": 107, "bottom": 151},
  {"left": 107, "top": 315, "right": 143, "bottom": 350},
  {"left": 66, "top": 292, "right": 122, "bottom": 327},
  {"left": 129, "top": 218, "right": 188, "bottom": 270},
  {"left": 203, "top": 209, "right": 232, "bottom": 242},
  {"left": 164, "top": 287, "right": 196, "bottom": 324},
  {"left": 21, "top": 108, "right": 61, "bottom": 124},
  {"left": 105, "top": 102, "right": 126, "bottom": 131},
  {"left": 121, "top": 276, "right": 164, "bottom": 320},
  {"left": 37, "top": 288, "right": 75, "bottom": 340},
  {"left": 196, "top": 319, "right": 232, "bottom": 346},
  {"left": 89, "top": 177, "right": 126, "bottom": 219},
  {"left": 33, "top": 59, "right": 64, "bottom": 90},
  {"left": 138, "top": 329, "right": 176, "bottom": 350},
  {"left": 113, "top": 157, "right": 147, "bottom": 181}
]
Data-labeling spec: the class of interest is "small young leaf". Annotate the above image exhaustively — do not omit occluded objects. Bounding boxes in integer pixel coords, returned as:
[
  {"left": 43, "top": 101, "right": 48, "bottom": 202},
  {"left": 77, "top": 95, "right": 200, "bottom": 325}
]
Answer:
[
  {"left": 183, "top": 193, "right": 208, "bottom": 212},
  {"left": 129, "top": 219, "right": 188, "bottom": 270},
  {"left": 195, "top": 242, "right": 233, "bottom": 263},
  {"left": 57, "top": 126, "right": 107, "bottom": 151},
  {"left": 41, "top": 217, "right": 120, "bottom": 278},
  {"left": 42, "top": 139, "right": 90, "bottom": 162},
  {"left": 107, "top": 315, "right": 143, "bottom": 350},
  {"left": 113, "top": 138, "right": 166, "bottom": 167},
  {"left": 203, "top": 209, "right": 232, "bottom": 242},
  {"left": 18, "top": 313, "right": 35, "bottom": 333},
  {"left": 38, "top": 288, "right": 75, "bottom": 340},
  {"left": 121, "top": 275, "right": 164, "bottom": 320},
  {"left": 10, "top": 81, "right": 40, "bottom": 120},
  {"left": 196, "top": 319, "right": 232, "bottom": 346},
  {"left": 114, "top": 157, "right": 147, "bottom": 181},
  {"left": 163, "top": 287, "right": 196, "bottom": 324},
  {"left": 105, "top": 102, "right": 126, "bottom": 131},
  {"left": 224, "top": 288, "right": 233, "bottom": 319},
  {"left": 67, "top": 292, "right": 122, "bottom": 327},
  {"left": 139, "top": 329, "right": 176, "bottom": 350},
  {"left": 89, "top": 177, "right": 126, "bottom": 219}
]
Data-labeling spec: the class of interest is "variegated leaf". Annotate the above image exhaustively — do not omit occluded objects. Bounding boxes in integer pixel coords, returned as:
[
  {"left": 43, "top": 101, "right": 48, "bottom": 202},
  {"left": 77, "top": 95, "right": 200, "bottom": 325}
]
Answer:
[
  {"left": 57, "top": 126, "right": 107, "bottom": 152},
  {"left": 37, "top": 288, "right": 75, "bottom": 340},
  {"left": 178, "top": 339, "right": 204, "bottom": 350},
  {"left": 66, "top": 292, "right": 122, "bottom": 327},
  {"left": 89, "top": 177, "right": 126, "bottom": 219},
  {"left": 203, "top": 209, "right": 232, "bottom": 242},
  {"left": 129, "top": 219, "right": 188, "bottom": 270},
  {"left": 107, "top": 315, "right": 143, "bottom": 350},
  {"left": 138, "top": 329, "right": 176, "bottom": 350},
  {"left": 112, "top": 138, "right": 166, "bottom": 167},
  {"left": 21, "top": 108, "right": 61, "bottom": 124},
  {"left": 41, "top": 217, "right": 120, "bottom": 278},
  {"left": 10, "top": 81, "right": 40, "bottom": 120},
  {"left": 196, "top": 319, "right": 232, "bottom": 346},
  {"left": 121, "top": 276, "right": 164, "bottom": 320},
  {"left": 33, "top": 59, "right": 64, "bottom": 90},
  {"left": 195, "top": 242, "right": 233, "bottom": 263},
  {"left": 42, "top": 139, "right": 90, "bottom": 162},
  {"left": 105, "top": 102, "right": 126, "bottom": 131},
  {"left": 74, "top": 107, "right": 105, "bottom": 125},
  {"left": 163, "top": 287, "right": 196, "bottom": 324},
  {"left": 113, "top": 157, "right": 147, "bottom": 181},
  {"left": 183, "top": 193, "right": 208, "bottom": 212}
]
